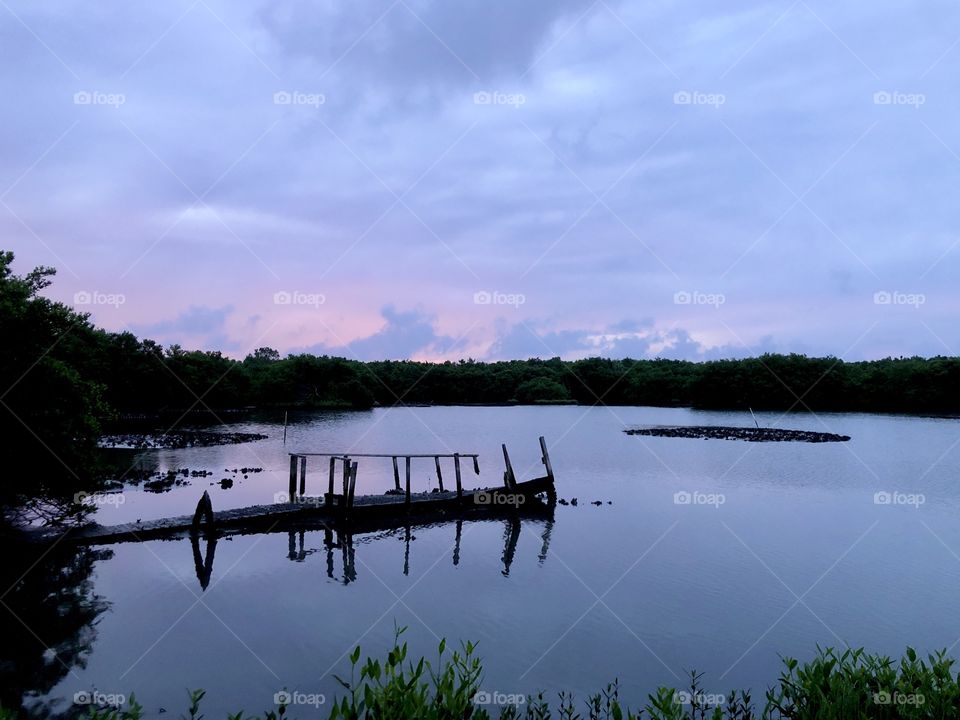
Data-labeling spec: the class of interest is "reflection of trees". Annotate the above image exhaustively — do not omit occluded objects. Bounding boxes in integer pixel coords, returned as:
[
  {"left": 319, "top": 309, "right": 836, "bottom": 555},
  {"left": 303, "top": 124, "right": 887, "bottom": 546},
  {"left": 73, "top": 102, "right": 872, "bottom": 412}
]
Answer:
[{"left": 0, "top": 543, "right": 112, "bottom": 715}]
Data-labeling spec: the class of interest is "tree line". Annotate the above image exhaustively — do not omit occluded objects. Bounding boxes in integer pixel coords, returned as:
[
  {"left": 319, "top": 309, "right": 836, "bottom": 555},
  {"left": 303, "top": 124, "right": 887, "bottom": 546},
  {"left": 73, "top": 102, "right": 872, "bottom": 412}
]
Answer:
[{"left": 3, "top": 251, "right": 960, "bottom": 510}]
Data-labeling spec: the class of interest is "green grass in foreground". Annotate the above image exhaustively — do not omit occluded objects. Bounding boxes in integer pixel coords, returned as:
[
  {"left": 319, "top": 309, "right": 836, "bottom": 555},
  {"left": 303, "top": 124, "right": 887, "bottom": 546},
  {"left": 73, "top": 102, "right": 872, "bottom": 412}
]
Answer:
[{"left": 25, "top": 629, "right": 960, "bottom": 719}]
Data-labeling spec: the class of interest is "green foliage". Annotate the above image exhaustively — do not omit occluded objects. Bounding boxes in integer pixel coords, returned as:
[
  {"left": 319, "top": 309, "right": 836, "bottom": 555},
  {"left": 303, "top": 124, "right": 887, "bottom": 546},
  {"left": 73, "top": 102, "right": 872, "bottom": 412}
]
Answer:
[
  {"left": 0, "top": 251, "right": 109, "bottom": 509},
  {"left": 514, "top": 378, "right": 573, "bottom": 404},
  {"left": 766, "top": 646, "right": 960, "bottom": 718},
  {"left": 78, "top": 645, "right": 960, "bottom": 720},
  {"left": 329, "top": 625, "right": 487, "bottom": 720}
]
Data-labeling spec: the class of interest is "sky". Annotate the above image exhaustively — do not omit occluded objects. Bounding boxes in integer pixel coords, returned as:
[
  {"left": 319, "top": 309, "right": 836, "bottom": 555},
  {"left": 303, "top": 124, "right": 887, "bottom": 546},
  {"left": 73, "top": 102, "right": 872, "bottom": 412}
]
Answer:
[{"left": 2, "top": 0, "right": 959, "bottom": 362}]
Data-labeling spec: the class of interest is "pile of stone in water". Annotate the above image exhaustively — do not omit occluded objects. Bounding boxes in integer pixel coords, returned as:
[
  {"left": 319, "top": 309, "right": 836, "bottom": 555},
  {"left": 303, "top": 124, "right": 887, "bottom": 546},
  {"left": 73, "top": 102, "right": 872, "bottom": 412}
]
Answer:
[
  {"left": 99, "top": 431, "right": 268, "bottom": 449},
  {"left": 624, "top": 426, "right": 850, "bottom": 442}
]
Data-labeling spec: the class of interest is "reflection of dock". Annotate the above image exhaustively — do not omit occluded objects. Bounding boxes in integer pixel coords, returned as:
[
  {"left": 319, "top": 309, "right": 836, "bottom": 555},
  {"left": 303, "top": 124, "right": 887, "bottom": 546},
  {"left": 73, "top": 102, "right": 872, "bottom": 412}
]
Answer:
[
  {"left": 191, "top": 513, "right": 555, "bottom": 590},
  {"left": 41, "top": 437, "right": 557, "bottom": 547}
]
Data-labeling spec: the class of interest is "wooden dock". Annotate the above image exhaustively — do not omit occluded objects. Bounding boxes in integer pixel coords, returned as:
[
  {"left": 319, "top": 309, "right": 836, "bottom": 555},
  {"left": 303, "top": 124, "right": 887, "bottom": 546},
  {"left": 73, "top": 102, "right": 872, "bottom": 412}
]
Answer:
[{"left": 30, "top": 437, "right": 557, "bottom": 546}]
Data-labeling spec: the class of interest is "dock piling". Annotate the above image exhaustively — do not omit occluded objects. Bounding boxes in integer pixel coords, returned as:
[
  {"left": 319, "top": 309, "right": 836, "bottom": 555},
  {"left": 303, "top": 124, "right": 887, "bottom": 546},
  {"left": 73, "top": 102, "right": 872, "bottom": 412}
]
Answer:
[
  {"left": 327, "top": 457, "right": 336, "bottom": 507},
  {"left": 298, "top": 455, "right": 307, "bottom": 496},
  {"left": 392, "top": 456, "right": 401, "bottom": 491},
  {"left": 348, "top": 461, "right": 358, "bottom": 508},
  {"left": 502, "top": 444, "right": 517, "bottom": 489},
  {"left": 454, "top": 453, "right": 463, "bottom": 503},
  {"left": 434, "top": 456, "right": 444, "bottom": 491},
  {"left": 288, "top": 455, "right": 298, "bottom": 500},
  {"left": 539, "top": 436, "right": 554, "bottom": 482},
  {"left": 191, "top": 491, "right": 214, "bottom": 530}
]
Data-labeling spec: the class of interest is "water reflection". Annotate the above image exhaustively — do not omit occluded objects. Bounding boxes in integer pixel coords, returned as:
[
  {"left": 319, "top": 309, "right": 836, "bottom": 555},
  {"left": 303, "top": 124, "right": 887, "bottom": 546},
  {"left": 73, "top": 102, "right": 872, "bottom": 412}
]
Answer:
[
  {"left": 187, "top": 514, "right": 555, "bottom": 590},
  {"left": 191, "top": 533, "right": 217, "bottom": 591},
  {"left": 1, "top": 544, "right": 112, "bottom": 716}
]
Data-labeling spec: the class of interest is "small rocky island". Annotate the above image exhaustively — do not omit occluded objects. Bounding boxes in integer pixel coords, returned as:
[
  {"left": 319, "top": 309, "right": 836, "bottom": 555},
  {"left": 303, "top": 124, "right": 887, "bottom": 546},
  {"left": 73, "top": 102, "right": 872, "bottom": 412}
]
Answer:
[
  {"left": 624, "top": 425, "right": 850, "bottom": 443},
  {"left": 99, "top": 430, "right": 268, "bottom": 449}
]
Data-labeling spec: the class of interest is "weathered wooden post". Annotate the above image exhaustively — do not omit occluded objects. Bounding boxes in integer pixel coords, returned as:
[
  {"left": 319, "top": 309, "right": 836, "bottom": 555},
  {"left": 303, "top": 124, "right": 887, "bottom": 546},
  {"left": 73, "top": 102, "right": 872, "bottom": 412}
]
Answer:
[
  {"left": 502, "top": 444, "right": 516, "bottom": 489},
  {"left": 472, "top": 456, "right": 480, "bottom": 475},
  {"left": 341, "top": 455, "right": 350, "bottom": 508},
  {"left": 434, "top": 456, "right": 444, "bottom": 491},
  {"left": 404, "top": 457, "right": 411, "bottom": 507},
  {"left": 327, "top": 457, "right": 336, "bottom": 507},
  {"left": 288, "top": 455, "right": 298, "bottom": 500},
  {"left": 454, "top": 453, "right": 463, "bottom": 503},
  {"left": 298, "top": 455, "right": 307, "bottom": 497},
  {"left": 348, "top": 461, "right": 358, "bottom": 508},
  {"left": 539, "top": 435, "right": 554, "bottom": 482},
  {"left": 191, "top": 490, "right": 214, "bottom": 530}
]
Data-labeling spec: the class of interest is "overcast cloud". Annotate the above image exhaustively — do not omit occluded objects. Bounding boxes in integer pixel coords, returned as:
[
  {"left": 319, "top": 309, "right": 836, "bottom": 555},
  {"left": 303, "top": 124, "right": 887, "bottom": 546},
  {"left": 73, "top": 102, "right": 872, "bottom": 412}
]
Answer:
[{"left": 3, "top": 0, "right": 958, "bottom": 360}]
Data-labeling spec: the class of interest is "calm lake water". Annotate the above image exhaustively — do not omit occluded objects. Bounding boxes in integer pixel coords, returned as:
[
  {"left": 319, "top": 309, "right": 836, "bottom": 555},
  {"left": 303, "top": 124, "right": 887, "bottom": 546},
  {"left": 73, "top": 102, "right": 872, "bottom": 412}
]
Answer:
[{"left": 19, "top": 406, "right": 960, "bottom": 716}]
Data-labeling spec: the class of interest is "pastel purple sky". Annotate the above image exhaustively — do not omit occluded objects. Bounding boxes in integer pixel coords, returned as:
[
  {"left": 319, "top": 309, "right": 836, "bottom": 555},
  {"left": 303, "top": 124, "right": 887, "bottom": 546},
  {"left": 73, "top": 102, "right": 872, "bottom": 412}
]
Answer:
[{"left": 3, "top": 0, "right": 959, "bottom": 361}]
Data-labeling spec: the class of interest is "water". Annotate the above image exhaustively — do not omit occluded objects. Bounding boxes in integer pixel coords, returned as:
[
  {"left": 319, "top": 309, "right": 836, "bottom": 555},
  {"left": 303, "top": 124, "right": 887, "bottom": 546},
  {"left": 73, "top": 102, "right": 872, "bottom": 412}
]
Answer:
[{"left": 14, "top": 406, "right": 960, "bottom": 716}]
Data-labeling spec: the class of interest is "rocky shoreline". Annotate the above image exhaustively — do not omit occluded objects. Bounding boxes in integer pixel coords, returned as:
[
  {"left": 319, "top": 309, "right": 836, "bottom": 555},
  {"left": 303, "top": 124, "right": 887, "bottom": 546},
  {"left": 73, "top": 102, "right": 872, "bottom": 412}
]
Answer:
[
  {"left": 624, "top": 425, "right": 850, "bottom": 442},
  {"left": 99, "top": 431, "right": 268, "bottom": 450}
]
